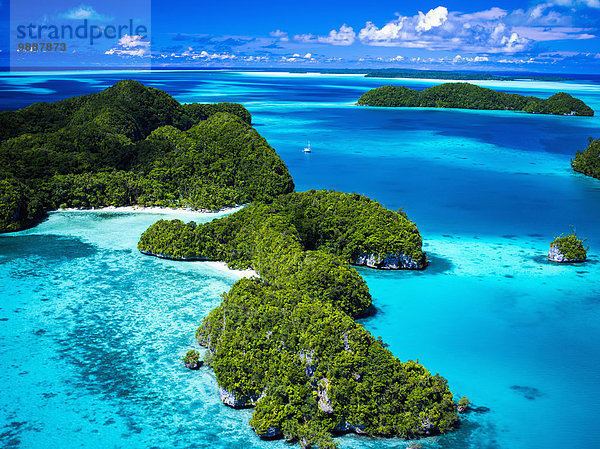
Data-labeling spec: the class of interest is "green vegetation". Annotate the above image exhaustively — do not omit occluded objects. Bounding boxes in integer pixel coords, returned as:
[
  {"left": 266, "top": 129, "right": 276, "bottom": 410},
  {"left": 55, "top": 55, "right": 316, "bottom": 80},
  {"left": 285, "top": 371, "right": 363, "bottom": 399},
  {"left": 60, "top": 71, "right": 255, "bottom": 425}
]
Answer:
[
  {"left": 0, "top": 80, "right": 293, "bottom": 232},
  {"left": 357, "top": 83, "right": 594, "bottom": 116},
  {"left": 138, "top": 189, "right": 427, "bottom": 273},
  {"left": 183, "top": 350, "right": 202, "bottom": 370},
  {"left": 139, "top": 190, "right": 458, "bottom": 446},
  {"left": 457, "top": 396, "right": 470, "bottom": 413},
  {"left": 572, "top": 137, "right": 600, "bottom": 180},
  {"left": 549, "top": 231, "right": 588, "bottom": 262}
]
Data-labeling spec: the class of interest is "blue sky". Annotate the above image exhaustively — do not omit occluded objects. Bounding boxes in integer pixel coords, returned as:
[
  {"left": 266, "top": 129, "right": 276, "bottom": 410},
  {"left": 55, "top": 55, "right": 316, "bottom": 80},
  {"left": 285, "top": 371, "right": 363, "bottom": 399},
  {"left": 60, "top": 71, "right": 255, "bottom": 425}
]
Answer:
[{"left": 2, "top": 0, "right": 600, "bottom": 72}]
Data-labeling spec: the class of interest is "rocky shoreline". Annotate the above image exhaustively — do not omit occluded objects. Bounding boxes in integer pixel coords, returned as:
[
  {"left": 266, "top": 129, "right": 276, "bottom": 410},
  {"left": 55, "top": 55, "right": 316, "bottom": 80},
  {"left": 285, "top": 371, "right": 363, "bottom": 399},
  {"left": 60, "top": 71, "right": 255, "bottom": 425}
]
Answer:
[
  {"left": 354, "top": 252, "right": 427, "bottom": 270},
  {"left": 547, "top": 244, "right": 586, "bottom": 263}
]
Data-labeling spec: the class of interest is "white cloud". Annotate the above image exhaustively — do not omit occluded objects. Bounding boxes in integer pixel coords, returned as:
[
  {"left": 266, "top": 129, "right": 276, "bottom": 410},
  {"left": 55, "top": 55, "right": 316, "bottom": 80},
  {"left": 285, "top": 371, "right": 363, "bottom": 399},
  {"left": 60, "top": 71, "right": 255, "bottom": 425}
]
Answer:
[
  {"left": 269, "top": 29, "right": 289, "bottom": 42},
  {"left": 546, "top": 0, "right": 600, "bottom": 8},
  {"left": 281, "top": 53, "right": 316, "bottom": 62},
  {"left": 512, "top": 25, "right": 595, "bottom": 41},
  {"left": 159, "top": 47, "right": 250, "bottom": 62},
  {"left": 294, "top": 34, "right": 313, "bottom": 43},
  {"left": 357, "top": 6, "right": 532, "bottom": 53},
  {"left": 319, "top": 24, "right": 356, "bottom": 45},
  {"left": 416, "top": 6, "right": 448, "bottom": 32},
  {"left": 453, "top": 54, "right": 491, "bottom": 63},
  {"left": 105, "top": 35, "right": 150, "bottom": 57},
  {"left": 459, "top": 7, "right": 507, "bottom": 21},
  {"left": 60, "top": 5, "right": 112, "bottom": 21},
  {"left": 197, "top": 51, "right": 236, "bottom": 60},
  {"left": 507, "top": 4, "right": 571, "bottom": 26},
  {"left": 358, "top": 20, "right": 403, "bottom": 43},
  {"left": 118, "top": 35, "right": 149, "bottom": 48},
  {"left": 295, "top": 24, "right": 356, "bottom": 46}
]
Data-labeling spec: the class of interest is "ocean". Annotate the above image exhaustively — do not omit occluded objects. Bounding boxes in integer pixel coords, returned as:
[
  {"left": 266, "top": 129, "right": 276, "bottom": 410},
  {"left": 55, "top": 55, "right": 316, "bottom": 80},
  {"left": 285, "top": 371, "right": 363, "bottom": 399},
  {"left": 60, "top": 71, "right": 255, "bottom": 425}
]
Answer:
[{"left": 1, "top": 70, "right": 599, "bottom": 449}]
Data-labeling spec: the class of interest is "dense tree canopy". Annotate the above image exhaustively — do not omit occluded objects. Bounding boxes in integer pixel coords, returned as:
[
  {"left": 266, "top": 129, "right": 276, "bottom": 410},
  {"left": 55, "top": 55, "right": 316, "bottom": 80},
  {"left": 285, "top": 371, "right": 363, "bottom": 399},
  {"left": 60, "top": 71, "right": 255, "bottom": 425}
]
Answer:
[
  {"left": 138, "top": 190, "right": 458, "bottom": 447},
  {"left": 572, "top": 137, "right": 600, "bottom": 180},
  {"left": 357, "top": 83, "right": 594, "bottom": 116},
  {"left": 549, "top": 232, "right": 588, "bottom": 262},
  {"left": 0, "top": 80, "right": 293, "bottom": 232},
  {"left": 138, "top": 190, "right": 427, "bottom": 272}
]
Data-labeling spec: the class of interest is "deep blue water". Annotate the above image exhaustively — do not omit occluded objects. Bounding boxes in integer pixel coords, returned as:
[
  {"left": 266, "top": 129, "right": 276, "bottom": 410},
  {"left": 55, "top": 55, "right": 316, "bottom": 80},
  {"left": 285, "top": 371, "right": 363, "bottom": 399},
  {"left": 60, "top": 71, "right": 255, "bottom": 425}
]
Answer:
[{"left": 1, "top": 70, "right": 600, "bottom": 449}]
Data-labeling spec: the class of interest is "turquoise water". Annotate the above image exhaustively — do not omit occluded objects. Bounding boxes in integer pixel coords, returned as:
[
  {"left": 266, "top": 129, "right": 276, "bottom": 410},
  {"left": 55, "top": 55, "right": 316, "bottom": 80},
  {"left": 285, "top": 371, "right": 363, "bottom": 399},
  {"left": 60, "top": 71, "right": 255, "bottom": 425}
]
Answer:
[{"left": 1, "top": 71, "right": 600, "bottom": 448}]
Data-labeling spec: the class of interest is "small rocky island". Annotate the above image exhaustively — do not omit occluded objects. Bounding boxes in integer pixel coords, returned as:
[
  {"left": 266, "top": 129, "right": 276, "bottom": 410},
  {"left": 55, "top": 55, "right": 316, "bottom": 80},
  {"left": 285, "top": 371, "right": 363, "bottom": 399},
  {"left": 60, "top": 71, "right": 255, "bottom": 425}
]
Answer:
[
  {"left": 357, "top": 83, "right": 594, "bottom": 116},
  {"left": 183, "top": 350, "right": 203, "bottom": 370},
  {"left": 139, "top": 190, "right": 459, "bottom": 447},
  {"left": 548, "top": 232, "right": 588, "bottom": 263}
]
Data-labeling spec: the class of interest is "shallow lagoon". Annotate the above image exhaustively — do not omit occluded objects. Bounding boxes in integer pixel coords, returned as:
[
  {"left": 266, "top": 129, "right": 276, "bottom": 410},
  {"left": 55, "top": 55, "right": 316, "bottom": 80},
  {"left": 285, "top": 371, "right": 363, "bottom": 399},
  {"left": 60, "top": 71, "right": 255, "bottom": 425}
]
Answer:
[{"left": 1, "top": 70, "right": 600, "bottom": 448}]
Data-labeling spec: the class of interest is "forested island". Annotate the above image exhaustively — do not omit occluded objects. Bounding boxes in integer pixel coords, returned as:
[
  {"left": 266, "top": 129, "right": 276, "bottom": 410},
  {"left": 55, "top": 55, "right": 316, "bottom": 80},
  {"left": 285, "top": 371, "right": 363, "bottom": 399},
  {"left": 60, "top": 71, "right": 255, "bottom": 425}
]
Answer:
[
  {"left": 548, "top": 232, "right": 588, "bottom": 263},
  {"left": 138, "top": 190, "right": 428, "bottom": 270},
  {"left": 139, "top": 190, "right": 458, "bottom": 447},
  {"left": 0, "top": 80, "right": 293, "bottom": 232},
  {"left": 357, "top": 83, "right": 594, "bottom": 116},
  {"left": 572, "top": 137, "right": 600, "bottom": 180}
]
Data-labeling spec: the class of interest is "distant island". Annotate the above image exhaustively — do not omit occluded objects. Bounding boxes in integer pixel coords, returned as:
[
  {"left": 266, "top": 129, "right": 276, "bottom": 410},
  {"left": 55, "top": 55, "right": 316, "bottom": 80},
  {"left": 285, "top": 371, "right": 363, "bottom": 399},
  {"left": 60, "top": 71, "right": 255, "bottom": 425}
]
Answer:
[
  {"left": 357, "top": 83, "right": 594, "bottom": 116},
  {"left": 572, "top": 137, "right": 600, "bottom": 179},
  {"left": 363, "top": 69, "right": 570, "bottom": 82},
  {"left": 0, "top": 80, "right": 293, "bottom": 232},
  {"left": 285, "top": 68, "right": 571, "bottom": 82},
  {"left": 139, "top": 190, "right": 458, "bottom": 447}
]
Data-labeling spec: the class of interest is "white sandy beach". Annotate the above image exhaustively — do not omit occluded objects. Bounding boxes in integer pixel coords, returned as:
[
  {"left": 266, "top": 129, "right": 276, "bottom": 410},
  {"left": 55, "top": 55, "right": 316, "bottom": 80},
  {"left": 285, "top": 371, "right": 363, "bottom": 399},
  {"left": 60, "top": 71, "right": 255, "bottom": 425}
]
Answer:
[
  {"left": 201, "top": 261, "right": 259, "bottom": 278},
  {"left": 55, "top": 204, "right": 244, "bottom": 216}
]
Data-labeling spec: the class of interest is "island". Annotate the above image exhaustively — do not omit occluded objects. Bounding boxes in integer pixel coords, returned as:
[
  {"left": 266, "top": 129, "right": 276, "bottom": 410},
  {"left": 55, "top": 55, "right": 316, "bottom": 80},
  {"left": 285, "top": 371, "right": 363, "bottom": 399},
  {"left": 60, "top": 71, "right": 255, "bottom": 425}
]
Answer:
[
  {"left": 2, "top": 80, "right": 461, "bottom": 448},
  {"left": 183, "top": 350, "right": 203, "bottom": 370},
  {"left": 548, "top": 232, "right": 588, "bottom": 263},
  {"left": 284, "top": 68, "right": 570, "bottom": 82},
  {"left": 356, "top": 83, "right": 594, "bottom": 116},
  {"left": 572, "top": 137, "right": 600, "bottom": 180},
  {"left": 138, "top": 190, "right": 458, "bottom": 448},
  {"left": 0, "top": 80, "right": 293, "bottom": 232}
]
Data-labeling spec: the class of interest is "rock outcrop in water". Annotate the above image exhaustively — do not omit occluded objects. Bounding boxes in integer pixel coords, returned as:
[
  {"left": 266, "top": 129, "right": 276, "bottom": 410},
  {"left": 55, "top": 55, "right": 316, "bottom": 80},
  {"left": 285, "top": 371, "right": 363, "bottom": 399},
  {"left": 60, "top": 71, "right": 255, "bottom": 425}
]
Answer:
[
  {"left": 219, "top": 386, "right": 260, "bottom": 408},
  {"left": 548, "top": 232, "right": 588, "bottom": 263},
  {"left": 548, "top": 244, "right": 586, "bottom": 263},
  {"left": 183, "top": 350, "right": 203, "bottom": 370}
]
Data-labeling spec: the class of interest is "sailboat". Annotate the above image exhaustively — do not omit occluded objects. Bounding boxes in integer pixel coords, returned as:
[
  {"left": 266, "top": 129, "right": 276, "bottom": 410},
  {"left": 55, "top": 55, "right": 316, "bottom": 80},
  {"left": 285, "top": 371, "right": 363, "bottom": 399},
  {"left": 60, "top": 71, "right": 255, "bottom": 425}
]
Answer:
[{"left": 303, "top": 140, "right": 312, "bottom": 153}]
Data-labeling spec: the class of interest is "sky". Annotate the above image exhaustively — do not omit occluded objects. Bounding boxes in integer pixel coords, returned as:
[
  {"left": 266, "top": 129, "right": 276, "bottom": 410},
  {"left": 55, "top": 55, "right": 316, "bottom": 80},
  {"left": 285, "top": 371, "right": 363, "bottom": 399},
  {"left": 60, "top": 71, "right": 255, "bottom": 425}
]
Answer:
[{"left": 2, "top": 0, "right": 600, "bottom": 72}]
